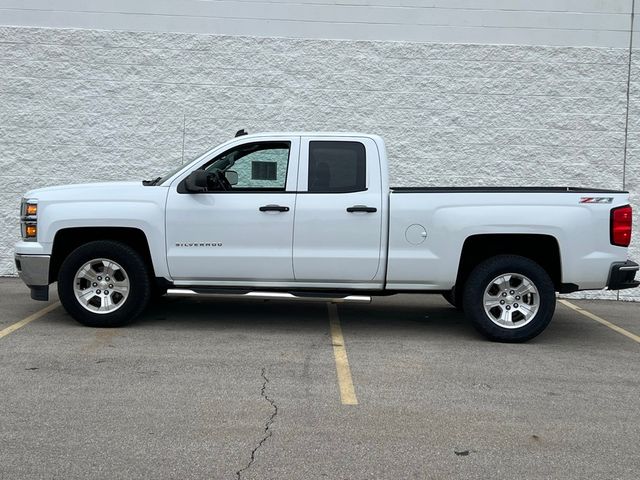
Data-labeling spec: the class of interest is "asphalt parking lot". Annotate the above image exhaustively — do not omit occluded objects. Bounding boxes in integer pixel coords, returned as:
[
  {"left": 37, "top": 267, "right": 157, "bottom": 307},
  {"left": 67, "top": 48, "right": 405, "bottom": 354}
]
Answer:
[{"left": 1, "top": 278, "right": 639, "bottom": 480}]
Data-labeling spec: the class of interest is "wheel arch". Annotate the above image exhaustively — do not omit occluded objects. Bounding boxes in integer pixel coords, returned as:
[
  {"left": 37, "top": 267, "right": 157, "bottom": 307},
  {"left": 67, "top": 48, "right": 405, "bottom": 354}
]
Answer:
[
  {"left": 50, "top": 227, "right": 155, "bottom": 283},
  {"left": 455, "top": 234, "right": 564, "bottom": 293}
]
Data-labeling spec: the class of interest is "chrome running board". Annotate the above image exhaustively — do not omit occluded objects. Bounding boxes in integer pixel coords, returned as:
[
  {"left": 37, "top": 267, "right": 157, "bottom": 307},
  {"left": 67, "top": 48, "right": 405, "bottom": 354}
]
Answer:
[{"left": 166, "top": 289, "right": 371, "bottom": 304}]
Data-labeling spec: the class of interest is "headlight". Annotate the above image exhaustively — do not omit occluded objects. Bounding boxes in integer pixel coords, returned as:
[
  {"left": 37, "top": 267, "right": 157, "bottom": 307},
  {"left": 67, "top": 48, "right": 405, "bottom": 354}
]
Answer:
[
  {"left": 26, "top": 203, "right": 37, "bottom": 216},
  {"left": 20, "top": 199, "right": 38, "bottom": 241}
]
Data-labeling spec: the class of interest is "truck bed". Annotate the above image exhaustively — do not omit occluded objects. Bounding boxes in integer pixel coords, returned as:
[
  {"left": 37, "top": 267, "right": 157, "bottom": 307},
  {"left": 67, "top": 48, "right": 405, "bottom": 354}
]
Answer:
[
  {"left": 391, "top": 187, "right": 629, "bottom": 193},
  {"left": 391, "top": 186, "right": 627, "bottom": 194},
  {"left": 385, "top": 186, "right": 631, "bottom": 292}
]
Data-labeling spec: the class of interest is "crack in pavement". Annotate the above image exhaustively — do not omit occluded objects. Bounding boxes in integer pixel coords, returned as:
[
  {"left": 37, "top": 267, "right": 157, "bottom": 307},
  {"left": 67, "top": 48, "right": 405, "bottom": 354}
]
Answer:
[{"left": 236, "top": 367, "right": 278, "bottom": 480}]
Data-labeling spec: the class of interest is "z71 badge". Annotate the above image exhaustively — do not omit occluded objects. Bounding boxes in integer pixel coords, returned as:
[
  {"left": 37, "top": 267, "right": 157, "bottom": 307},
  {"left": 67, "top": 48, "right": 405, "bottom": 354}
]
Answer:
[{"left": 579, "top": 197, "right": 613, "bottom": 204}]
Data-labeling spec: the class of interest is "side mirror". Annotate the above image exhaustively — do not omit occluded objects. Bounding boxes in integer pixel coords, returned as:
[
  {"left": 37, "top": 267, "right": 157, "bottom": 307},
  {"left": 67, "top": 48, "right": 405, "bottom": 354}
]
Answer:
[
  {"left": 184, "top": 170, "right": 207, "bottom": 192},
  {"left": 225, "top": 170, "right": 238, "bottom": 186}
]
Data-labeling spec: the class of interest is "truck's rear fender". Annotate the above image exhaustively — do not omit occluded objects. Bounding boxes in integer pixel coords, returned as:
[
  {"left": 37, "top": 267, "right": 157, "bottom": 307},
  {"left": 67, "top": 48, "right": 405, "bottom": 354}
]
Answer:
[{"left": 455, "top": 234, "right": 565, "bottom": 293}]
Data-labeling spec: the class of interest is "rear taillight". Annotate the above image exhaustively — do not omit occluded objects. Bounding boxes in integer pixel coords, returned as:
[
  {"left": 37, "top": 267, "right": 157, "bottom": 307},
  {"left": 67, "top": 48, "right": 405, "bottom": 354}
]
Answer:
[{"left": 611, "top": 205, "right": 632, "bottom": 247}]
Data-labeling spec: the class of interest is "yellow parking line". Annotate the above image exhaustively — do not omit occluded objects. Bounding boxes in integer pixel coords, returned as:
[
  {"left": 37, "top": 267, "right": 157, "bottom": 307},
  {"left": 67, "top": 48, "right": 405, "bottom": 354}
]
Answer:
[
  {"left": 0, "top": 302, "right": 60, "bottom": 340},
  {"left": 559, "top": 299, "right": 640, "bottom": 344},
  {"left": 328, "top": 303, "right": 358, "bottom": 405}
]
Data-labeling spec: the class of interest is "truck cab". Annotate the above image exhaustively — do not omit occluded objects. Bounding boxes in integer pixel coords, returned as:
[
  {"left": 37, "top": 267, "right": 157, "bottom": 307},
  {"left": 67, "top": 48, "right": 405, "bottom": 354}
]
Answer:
[{"left": 165, "top": 133, "right": 388, "bottom": 288}]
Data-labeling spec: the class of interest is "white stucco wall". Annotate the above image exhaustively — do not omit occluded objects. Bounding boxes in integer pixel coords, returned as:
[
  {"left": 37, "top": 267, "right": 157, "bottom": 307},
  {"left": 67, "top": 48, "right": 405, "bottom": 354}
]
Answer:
[{"left": 0, "top": 0, "right": 638, "bottom": 300}]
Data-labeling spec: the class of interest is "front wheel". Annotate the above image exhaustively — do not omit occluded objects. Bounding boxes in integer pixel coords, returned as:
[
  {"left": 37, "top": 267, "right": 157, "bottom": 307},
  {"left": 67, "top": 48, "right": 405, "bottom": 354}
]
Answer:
[
  {"left": 58, "top": 241, "right": 151, "bottom": 327},
  {"left": 463, "top": 255, "right": 556, "bottom": 342}
]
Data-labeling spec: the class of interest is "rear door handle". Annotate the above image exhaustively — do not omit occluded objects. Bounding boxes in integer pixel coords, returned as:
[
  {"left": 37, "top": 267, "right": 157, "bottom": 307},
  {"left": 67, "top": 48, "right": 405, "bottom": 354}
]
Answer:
[
  {"left": 346, "top": 205, "right": 377, "bottom": 213},
  {"left": 259, "top": 204, "right": 290, "bottom": 212}
]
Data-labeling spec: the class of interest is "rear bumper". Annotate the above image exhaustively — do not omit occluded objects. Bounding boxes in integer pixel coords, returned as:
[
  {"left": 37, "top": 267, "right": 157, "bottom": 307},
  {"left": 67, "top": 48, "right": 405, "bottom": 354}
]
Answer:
[
  {"left": 14, "top": 253, "right": 50, "bottom": 301},
  {"left": 607, "top": 260, "right": 640, "bottom": 290}
]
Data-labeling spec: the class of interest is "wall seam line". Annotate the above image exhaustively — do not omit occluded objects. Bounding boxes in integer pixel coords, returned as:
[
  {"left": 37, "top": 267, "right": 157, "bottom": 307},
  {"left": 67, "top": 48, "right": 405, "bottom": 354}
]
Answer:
[
  {"left": 623, "top": 0, "right": 635, "bottom": 191},
  {"left": 620, "top": 0, "right": 635, "bottom": 302}
]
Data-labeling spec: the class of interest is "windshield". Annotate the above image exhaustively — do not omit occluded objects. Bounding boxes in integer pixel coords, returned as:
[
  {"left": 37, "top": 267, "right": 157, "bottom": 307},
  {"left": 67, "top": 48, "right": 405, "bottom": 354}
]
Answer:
[
  {"left": 156, "top": 163, "right": 187, "bottom": 185},
  {"left": 204, "top": 150, "right": 238, "bottom": 173},
  {"left": 156, "top": 148, "right": 214, "bottom": 185}
]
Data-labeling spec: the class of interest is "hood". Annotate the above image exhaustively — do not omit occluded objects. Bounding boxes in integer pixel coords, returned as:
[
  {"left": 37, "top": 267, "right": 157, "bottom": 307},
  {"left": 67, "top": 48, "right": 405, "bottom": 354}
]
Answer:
[
  {"left": 24, "top": 181, "right": 143, "bottom": 199},
  {"left": 22, "top": 181, "right": 169, "bottom": 201},
  {"left": 23, "top": 180, "right": 170, "bottom": 210}
]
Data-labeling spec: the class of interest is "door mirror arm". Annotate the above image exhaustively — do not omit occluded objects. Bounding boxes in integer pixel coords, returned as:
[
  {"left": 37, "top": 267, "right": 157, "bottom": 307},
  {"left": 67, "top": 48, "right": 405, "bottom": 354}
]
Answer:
[{"left": 183, "top": 170, "right": 208, "bottom": 193}]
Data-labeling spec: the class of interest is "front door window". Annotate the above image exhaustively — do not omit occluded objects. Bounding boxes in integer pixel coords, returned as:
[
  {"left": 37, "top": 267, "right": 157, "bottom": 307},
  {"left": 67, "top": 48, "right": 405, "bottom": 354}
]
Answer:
[{"left": 203, "top": 142, "right": 291, "bottom": 191}]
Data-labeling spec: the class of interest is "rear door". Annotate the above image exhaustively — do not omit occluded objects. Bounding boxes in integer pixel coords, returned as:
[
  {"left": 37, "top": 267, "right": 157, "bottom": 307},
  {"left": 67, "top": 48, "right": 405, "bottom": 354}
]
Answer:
[{"left": 292, "top": 136, "right": 384, "bottom": 285}]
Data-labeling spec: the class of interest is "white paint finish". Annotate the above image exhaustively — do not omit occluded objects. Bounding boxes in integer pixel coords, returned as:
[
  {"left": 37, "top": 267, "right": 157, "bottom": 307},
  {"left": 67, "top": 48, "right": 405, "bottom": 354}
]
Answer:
[
  {"left": 164, "top": 135, "right": 300, "bottom": 281},
  {"left": 165, "top": 191, "right": 298, "bottom": 281},
  {"left": 16, "top": 182, "right": 171, "bottom": 278},
  {"left": 0, "top": 0, "right": 633, "bottom": 47},
  {"left": 292, "top": 135, "right": 386, "bottom": 283},
  {"left": 386, "top": 191, "right": 631, "bottom": 290}
]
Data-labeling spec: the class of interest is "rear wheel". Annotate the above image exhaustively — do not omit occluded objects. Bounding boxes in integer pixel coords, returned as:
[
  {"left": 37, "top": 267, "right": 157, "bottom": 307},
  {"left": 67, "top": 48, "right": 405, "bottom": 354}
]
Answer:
[
  {"left": 58, "top": 241, "right": 151, "bottom": 327},
  {"left": 463, "top": 255, "right": 555, "bottom": 342}
]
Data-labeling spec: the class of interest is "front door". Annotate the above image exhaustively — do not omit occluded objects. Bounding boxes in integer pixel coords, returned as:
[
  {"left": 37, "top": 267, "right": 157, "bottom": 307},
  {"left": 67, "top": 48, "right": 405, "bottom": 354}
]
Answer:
[{"left": 165, "top": 137, "right": 300, "bottom": 283}]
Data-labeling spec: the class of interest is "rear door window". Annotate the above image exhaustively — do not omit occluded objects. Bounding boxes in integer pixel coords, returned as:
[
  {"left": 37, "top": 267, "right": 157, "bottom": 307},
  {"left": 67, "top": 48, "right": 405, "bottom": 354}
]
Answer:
[{"left": 307, "top": 141, "right": 366, "bottom": 193}]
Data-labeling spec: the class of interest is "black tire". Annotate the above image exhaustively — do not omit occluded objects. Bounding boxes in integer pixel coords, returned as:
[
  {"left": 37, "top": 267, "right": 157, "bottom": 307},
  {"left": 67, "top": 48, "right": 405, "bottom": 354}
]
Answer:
[
  {"left": 150, "top": 283, "right": 168, "bottom": 300},
  {"left": 57, "top": 240, "right": 151, "bottom": 327},
  {"left": 442, "top": 287, "right": 463, "bottom": 310},
  {"left": 462, "top": 255, "right": 555, "bottom": 343}
]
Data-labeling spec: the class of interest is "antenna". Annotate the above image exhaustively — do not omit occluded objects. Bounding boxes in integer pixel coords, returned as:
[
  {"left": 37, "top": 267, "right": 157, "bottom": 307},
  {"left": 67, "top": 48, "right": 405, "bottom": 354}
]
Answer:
[{"left": 235, "top": 129, "right": 248, "bottom": 137}]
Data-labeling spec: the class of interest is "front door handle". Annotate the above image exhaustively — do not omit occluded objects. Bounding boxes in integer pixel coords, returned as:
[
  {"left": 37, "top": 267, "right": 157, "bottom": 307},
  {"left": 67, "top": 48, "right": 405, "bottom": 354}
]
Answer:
[
  {"left": 346, "top": 205, "right": 377, "bottom": 213},
  {"left": 259, "top": 204, "right": 290, "bottom": 212}
]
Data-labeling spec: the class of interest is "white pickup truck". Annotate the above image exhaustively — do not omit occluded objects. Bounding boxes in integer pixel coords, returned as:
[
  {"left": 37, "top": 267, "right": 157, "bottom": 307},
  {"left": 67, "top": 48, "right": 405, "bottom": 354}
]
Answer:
[{"left": 15, "top": 131, "right": 639, "bottom": 342}]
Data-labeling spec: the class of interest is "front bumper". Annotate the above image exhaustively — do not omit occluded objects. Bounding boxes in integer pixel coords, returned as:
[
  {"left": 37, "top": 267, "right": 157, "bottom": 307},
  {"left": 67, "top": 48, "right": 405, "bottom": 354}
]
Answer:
[
  {"left": 607, "top": 260, "right": 640, "bottom": 290},
  {"left": 14, "top": 253, "right": 50, "bottom": 300}
]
